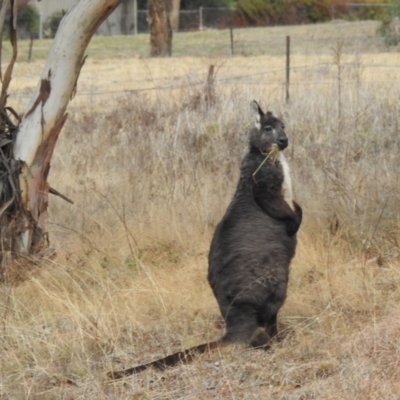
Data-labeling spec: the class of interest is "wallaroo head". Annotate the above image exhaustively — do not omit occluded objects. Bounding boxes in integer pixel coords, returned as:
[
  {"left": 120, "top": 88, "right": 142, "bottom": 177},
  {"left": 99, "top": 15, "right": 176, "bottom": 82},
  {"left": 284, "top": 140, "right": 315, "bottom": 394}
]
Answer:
[{"left": 250, "top": 100, "right": 288, "bottom": 154}]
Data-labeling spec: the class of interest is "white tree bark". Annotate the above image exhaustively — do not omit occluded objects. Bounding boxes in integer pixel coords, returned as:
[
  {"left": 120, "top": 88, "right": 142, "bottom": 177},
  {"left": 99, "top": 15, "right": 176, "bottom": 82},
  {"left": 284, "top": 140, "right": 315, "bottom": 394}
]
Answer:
[{"left": 12, "top": 0, "right": 121, "bottom": 253}]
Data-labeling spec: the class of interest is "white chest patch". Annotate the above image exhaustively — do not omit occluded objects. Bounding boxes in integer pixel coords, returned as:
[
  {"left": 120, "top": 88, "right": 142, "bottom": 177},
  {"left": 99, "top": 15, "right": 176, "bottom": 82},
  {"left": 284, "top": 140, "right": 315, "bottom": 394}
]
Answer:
[{"left": 278, "top": 152, "right": 294, "bottom": 210}]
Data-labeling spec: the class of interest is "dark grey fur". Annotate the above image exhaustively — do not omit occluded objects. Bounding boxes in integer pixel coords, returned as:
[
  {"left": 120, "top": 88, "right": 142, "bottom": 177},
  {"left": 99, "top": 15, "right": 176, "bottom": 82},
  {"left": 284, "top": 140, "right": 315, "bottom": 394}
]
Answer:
[
  {"left": 208, "top": 101, "right": 302, "bottom": 348},
  {"left": 107, "top": 101, "right": 302, "bottom": 380}
]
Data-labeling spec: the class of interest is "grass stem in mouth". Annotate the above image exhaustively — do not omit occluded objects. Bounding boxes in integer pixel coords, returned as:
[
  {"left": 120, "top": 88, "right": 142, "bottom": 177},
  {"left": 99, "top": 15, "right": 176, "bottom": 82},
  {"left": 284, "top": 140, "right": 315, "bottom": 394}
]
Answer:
[{"left": 253, "top": 144, "right": 278, "bottom": 183}]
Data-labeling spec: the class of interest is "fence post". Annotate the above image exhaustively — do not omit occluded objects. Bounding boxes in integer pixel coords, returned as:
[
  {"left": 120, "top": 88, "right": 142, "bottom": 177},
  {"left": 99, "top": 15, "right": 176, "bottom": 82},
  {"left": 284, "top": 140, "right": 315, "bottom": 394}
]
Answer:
[
  {"left": 133, "top": 0, "right": 138, "bottom": 35},
  {"left": 199, "top": 7, "right": 203, "bottom": 30},
  {"left": 28, "top": 36, "right": 34, "bottom": 62},
  {"left": 286, "top": 35, "right": 290, "bottom": 104},
  {"left": 230, "top": 25, "right": 234, "bottom": 55},
  {"left": 39, "top": 12, "right": 43, "bottom": 40},
  {"left": 205, "top": 64, "right": 215, "bottom": 109}
]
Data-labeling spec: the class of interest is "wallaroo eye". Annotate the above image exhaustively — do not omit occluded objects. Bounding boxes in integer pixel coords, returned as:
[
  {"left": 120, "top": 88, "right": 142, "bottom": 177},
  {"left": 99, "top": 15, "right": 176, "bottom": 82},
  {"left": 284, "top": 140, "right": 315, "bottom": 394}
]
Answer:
[{"left": 264, "top": 125, "right": 273, "bottom": 132}]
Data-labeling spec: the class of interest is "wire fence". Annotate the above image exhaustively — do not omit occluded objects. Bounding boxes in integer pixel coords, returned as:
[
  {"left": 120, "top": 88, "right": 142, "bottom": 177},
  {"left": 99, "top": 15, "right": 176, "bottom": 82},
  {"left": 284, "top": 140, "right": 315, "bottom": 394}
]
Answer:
[
  {"left": 14, "top": 17, "right": 388, "bottom": 63},
  {"left": 15, "top": 2, "right": 392, "bottom": 38},
  {"left": 9, "top": 33, "right": 400, "bottom": 111},
  {"left": 131, "top": 4, "right": 390, "bottom": 34}
]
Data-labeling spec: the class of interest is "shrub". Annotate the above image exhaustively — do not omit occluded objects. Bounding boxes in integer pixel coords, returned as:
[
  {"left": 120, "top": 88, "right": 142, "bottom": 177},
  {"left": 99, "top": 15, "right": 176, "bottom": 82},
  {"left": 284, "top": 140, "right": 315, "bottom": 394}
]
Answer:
[
  {"left": 234, "top": 0, "right": 287, "bottom": 25},
  {"left": 44, "top": 11, "right": 64, "bottom": 38},
  {"left": 378, "top": 0, "right": 400, "bottom": 46},
  {"left": 17, "top": 4, "right": 39, "bottom": 38},
  {"left": 234, "top": 0, "right": 340, "bottom": 26},
  {"left": 299, "top": 0, "right": 332, "bottom": 23}
]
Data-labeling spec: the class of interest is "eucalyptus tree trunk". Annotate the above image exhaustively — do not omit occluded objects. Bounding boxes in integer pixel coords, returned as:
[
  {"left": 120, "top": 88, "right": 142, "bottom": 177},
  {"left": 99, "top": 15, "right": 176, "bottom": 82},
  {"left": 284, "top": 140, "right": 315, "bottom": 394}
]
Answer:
[
  {"left": 148, "top": 0, "right": 172, "bottom": 57},
  {"left": 0, "top": 0, "right": 121, "bottom": 277}
]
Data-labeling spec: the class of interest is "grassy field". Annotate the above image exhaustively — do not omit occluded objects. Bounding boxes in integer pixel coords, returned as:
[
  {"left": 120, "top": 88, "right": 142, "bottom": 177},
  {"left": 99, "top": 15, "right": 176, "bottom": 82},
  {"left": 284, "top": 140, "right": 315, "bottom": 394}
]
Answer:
[
  {"left": 1, "top": 20, "right": 400, "bottom": 399},
  {"left": 2, "top": 19, "right": 384, "bottom": 63}
]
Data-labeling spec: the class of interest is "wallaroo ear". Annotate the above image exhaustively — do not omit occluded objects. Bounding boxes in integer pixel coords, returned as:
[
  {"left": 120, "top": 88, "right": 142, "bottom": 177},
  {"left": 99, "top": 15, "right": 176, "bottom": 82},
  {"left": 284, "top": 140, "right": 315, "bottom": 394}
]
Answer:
[
  {"left": 250, "top": 100, "right": 264, "bottom": 129},
  {"left": 250, "top": 100, "right": 264, "bottom": 116}
]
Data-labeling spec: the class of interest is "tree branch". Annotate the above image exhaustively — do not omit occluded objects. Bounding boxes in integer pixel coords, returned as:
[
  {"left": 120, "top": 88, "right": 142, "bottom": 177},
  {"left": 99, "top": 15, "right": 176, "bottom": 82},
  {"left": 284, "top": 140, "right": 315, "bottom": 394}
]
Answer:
[{"left": 12, "top": 0, "right": 121, "bottom": 254}]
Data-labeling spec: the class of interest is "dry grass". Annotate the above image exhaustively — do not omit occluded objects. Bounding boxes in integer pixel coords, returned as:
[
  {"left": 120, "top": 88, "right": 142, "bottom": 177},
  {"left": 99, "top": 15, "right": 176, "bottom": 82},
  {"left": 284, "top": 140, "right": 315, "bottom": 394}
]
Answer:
[{"left": 1, "top": 21, "right": 400, "bottom": 399}]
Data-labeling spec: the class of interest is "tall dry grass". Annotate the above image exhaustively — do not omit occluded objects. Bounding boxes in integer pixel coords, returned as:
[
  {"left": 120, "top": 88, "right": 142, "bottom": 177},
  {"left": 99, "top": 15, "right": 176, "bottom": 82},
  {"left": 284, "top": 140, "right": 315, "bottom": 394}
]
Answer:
[{"left": 2, "top": 28, "right": 400, "bottom": 399}]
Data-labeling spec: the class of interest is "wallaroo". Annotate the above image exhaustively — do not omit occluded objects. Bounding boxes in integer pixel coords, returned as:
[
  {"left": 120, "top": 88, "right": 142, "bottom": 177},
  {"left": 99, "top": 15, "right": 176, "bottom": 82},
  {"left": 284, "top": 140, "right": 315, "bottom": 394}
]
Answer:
[{"left": 107, "top": 101, "right": 302, "bottom": 379}]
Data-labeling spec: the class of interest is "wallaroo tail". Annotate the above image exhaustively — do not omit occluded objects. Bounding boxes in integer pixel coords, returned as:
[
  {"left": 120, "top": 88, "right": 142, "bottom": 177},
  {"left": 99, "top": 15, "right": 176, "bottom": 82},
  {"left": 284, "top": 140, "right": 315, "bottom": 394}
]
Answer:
[
  {"left": 107, "top": 101, "right": 302, "bottom": 380},
  {"left": 107, "top": 341, "right": 223, "bottom": 379}
]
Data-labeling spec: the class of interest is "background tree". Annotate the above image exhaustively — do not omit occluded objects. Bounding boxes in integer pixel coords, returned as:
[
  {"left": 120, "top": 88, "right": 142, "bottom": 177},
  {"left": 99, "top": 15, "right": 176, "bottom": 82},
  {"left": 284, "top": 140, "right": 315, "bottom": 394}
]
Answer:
[
  {"left": 0, "top": 0, "right": 121, "bottom": 277},
  {"left": 120, "top": 0, "right": 133, "bottom": 34},
  {"left": 148, "top": 0, "right": 172, "bottom": 56},
  {"left": 169, "top": 0, "right": 181, "bottom": 32}
]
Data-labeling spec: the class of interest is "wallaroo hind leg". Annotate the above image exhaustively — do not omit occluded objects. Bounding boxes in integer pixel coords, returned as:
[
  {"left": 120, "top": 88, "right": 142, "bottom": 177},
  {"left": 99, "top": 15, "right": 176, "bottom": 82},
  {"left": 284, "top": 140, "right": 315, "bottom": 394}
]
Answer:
[
  {"left": 266, "top": 313, "right": 278, "bottom": 340},
  {"left": 250, "top": 314, "right": 278, "bottom": 349},
  {"left": 221, "top": 302, "right": 261, "bottom": 344}
]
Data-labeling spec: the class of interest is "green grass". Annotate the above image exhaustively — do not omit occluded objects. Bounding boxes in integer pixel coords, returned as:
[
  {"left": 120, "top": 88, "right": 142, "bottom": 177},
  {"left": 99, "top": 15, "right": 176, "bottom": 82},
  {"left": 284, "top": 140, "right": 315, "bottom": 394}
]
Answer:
[{"left": 1, "top": 19, "right": 384, "bottom": 65}]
